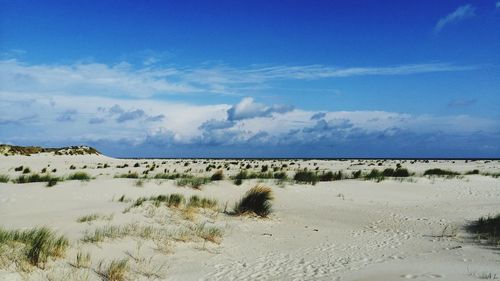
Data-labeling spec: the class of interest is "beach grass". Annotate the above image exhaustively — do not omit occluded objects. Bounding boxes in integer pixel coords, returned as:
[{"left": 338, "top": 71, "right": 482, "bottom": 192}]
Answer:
[{"left": 233, "top": 185, "right": 273, "bottom": 217}]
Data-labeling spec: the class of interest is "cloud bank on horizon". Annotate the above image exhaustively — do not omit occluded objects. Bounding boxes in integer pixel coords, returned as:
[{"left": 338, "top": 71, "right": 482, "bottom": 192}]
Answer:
[{"left": 0, "top": 1, "right": 499, "bottom": 157}]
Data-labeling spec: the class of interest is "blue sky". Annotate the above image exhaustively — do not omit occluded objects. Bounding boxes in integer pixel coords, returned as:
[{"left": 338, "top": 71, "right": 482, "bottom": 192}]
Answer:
[{"left": 0, "top": 0, "right": 499, "bottom": 157}]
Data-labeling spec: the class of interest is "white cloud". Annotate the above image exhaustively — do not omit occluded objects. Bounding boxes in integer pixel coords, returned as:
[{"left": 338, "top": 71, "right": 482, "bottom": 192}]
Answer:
[
  {"left": 226, "top": 97, "right": 293, "bottom": 121},
  {"left": 0, "top": 59, "right": 197, "bottom": 98},
  {"left": 1, "top": 91, "right": 498, "bottom": 155},
  {"left": 0, "top": 59, "right": 476, "bottom": 98},
  {"left": 435, "top": 4, "right": 476, "bottom": 33},
  {"left": 0, "top": 59, "right": 497, "bottom": 156}
]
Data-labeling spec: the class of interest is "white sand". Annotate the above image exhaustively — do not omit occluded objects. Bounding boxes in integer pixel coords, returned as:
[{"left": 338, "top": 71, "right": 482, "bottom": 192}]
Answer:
[{"left": 0, "top": 154, "right": 499, "bottom": 280}]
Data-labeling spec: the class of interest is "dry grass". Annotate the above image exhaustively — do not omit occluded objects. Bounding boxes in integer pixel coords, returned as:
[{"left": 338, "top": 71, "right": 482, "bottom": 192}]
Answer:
[
  {"left": 0, "top": 226, "right": 69, "bottom": 269},
  {"left": 195, "top": 223, "right": 224, "bottom": 244},
  {"left": 98, "top": 258, "right": 129, "bottom": 281},
  {"left": 75, "top": 250, "right": 91, "bottom": 269},
  {"left": 76, "top": 213, "right": 113, "bottom": 223}
]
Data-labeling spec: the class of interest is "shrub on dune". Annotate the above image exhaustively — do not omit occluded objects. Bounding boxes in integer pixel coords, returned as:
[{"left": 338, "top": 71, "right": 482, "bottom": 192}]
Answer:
[
  {"left": 423, "top": 168, "right": 460, "bottom": 176},
  {"left": 210, "top": 170, "right": 224, "bottom": 181},
  {"left": 176, "top": 177, "right": 211, "bottom": 189},
  {"left": 351, "top": 170, "right": 362, "bottom": 179},
  {"left": 364, "top": 169, "right": 384, "bottom": 181},
  {"left": 319, "top": 171, "right": 343, "bottom": 181},
  {"left": 233, "top": 185, "right": 274, "bottom": 217},
  {"left": 14, "top": 173, "right": 61, "bottom": 185},
  {"left": 0, "top": 174, "right": 9, "bottom": 183},
  {"left": 293, "top": 170, "right": 318, "bottom": 184},
  {"left": 67, "top": 172, "right": 91, "bottom": 181},
  {"left": 115, "top": 172, "right": 139, "bottom": 179},
  {"left": 392, "top": 168, "right": 411, "bottom": 177},
  {"left": 273, "top": 171, "right": 288, "bottom": 180},
  {"left": 466, "top": 214, "right": 500, "bottom": 245}
]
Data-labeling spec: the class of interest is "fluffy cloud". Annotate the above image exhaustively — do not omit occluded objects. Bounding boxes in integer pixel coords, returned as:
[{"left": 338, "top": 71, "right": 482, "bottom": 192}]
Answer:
[
  {"left": 227, "top": 97, "right": 293, "bottom": 121},
  {"left": 0, "top": 59, "right": 498, "bottom": 157},
  {"left": 435, "top": 4, "right": 476, "bottom": 33}
]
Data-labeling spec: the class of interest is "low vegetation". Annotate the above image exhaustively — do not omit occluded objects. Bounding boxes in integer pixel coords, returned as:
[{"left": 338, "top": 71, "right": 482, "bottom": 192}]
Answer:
[
  {"left": 14, "top": 173, "right": 62, "bottom": 186},
  {"left": 176, "top": 176, "right": 211, "bottom": 189},
  {"left": 231, "top": 170, "right": 289, "bottom": 185},
  {"left": 82, "top": 222, "right": 223, "bottom": 246},
  {"left": 293, "top": 170, "right": 318, "bottom": 184},
  {"left": 77, "top": 213, "right": 100, "bottom": 223},
  {"left": 210, "top": 170, "right": 224, "bottom": 181},
  {"left": 0, "top": 226, "right": 69, "bottom": 268},
  {"left": 423, "top": 168, "right": 460, "bottom": 177},
  {"left": 98, "top": 258, "right": 129, "bottom": 281},
  {"left": 76, "top": 213, "right": 113, "bottom": 223},
  {"left": 67, "top": 172, "right": 92, "bottom": 181},
  {"left": 233, "top": 185, "right": 273, "bottom": 217},
  {"left": 125, "top": 193, "right": 219, "bottom": 212},
  {"left": 114, "top": 172, "right": 139, "bottom": 179},
  {"left": 466, "top": 214, "right": 500, "bottom": 246},
  {"left": 0, "top": 174, "right": 9, "bottom": 183},
  {"left": 75, "top": 250, "right": 92, "bottom": 269},
  {"left": 187, "top": 195, "right": 218, "bottom": 209}
]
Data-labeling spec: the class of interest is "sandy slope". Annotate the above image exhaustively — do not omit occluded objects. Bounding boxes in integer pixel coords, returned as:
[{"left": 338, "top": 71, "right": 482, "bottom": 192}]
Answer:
[{"left": 0, "top": 154, "right": 499, "bottom": 281}]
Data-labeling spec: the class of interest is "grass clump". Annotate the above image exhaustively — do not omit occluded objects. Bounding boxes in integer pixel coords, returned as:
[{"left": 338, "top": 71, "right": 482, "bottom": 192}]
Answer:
[
  {"left": 82, "top": 225, "right": 125, "bottom": 243},
  {"left": 75, "top": 251, "right": 91, "bottom": 268},
  {"left": 293, "top": 170, "right": 318, "bottom": 185},
  {"left": 0, "top": 226, "right": 69, "bottom": 268},
  {"left": 210, "top": 170, "right": 224, "bottom": 181},
  {"left": 153, "top": 173, "right": 190, "bottom": 179},
  {"left": 195, "top": 223, "right": 224, "bottom": 244},
  {"left": 67, "top": 172, "right": 92, "bottom": 181},
  {"left": 176, "top": 176, "right": 211, "bottom": 189},
  {"left": 423, "top": 168, "right": 460, "bottom": 177},
  {"left": 363, "top": 169, "right": 384, "bottom": 181},
  {"left": 187, "top": 195, "right": 218, "bottom": 209},
  {"left": 46, "top": 178, "right": 58, "bottom": 187},
  {"left": 114, "top": 172, "right": 139, "bottom": 179},
  {"left": 162, "top": 193, "right": 185, "bottom": 208},
  {"left": 14, "top": 173, "right": 62, "bottom": 185},
  {"left": 318, "top": 171, "right": 343, "bottom": 181},
  {"left": 233, "top": 185, "right": 273, "bottom": 217},
  {"left": 231, "top": 170, "right": 288, "bottom": 185},
  {"left": 126, "top": 194, "right": 187, "bottom": 211},
  {"left": 466, "top": 214, "right": 500, "bottom": 246},
  {"left": 98, "top": 258, "right": 129, "bottom": 281},
  {"left": 481, "top": 172, "right": 500, "bottom": 178},
  {"left": 76, "top": 213, "right": 100, "bottom": 223},
  {"left": 381, "top": 168, "right": 411, "bottom": 177},
  {"left": 0, "top": 174, "right": 9, "bottom": 183}
]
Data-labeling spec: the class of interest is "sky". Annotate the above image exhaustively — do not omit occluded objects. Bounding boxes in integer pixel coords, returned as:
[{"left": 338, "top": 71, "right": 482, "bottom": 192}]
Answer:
[{"left": 0, "top": 0, "right": 499, "bottom": 158}]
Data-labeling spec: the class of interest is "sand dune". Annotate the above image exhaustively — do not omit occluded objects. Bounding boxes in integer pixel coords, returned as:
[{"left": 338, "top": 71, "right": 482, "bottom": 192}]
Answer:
[{"left": 0, "top": 153, "right": 499, "bottom": 280}]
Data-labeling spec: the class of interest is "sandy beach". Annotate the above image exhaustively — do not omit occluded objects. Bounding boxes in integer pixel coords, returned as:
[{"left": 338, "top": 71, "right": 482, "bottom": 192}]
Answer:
[{"left": 0, "top": 152, "right": 499, "bottom": 281}]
